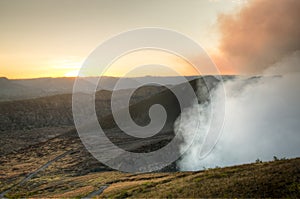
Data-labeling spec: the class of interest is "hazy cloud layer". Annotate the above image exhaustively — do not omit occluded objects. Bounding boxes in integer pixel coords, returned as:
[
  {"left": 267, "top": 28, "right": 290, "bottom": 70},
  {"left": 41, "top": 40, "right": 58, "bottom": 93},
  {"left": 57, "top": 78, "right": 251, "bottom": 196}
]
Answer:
[{"left": 217, "top": 0, "right": 300, "bottom": 74}]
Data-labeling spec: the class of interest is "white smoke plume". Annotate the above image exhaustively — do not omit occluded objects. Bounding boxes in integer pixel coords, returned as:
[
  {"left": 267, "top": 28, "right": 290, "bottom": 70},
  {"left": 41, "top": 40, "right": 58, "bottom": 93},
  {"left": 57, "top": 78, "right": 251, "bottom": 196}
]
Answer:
[{"left": 176, "top": 52, "right": 300, "bottom": 171}]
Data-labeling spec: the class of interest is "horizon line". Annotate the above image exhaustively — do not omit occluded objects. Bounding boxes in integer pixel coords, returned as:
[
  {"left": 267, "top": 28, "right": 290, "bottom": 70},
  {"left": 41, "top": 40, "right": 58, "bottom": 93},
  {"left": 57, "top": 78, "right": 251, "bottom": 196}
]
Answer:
[{"left": 1, "top": 74, "right": 240, "bottom": 80}]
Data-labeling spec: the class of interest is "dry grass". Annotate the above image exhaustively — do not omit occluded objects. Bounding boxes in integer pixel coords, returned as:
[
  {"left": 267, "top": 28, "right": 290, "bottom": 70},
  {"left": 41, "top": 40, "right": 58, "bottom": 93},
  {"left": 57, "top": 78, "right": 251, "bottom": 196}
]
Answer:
[
  {"left": 1, "top": 128, "right": 299, "bottom": 198},
  {"left": 2, "top": 158, "right": 299, "bottom": 198}
]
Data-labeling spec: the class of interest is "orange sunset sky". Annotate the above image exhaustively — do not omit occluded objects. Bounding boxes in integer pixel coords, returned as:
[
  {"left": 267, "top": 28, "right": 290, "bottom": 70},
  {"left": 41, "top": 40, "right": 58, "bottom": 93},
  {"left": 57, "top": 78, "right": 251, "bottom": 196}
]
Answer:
[
  {"left": 0, "top": 0, "right": 248, "bottom": 79},
  {"left": 3, "top": 0, "right": 298, "bottom": 79}
]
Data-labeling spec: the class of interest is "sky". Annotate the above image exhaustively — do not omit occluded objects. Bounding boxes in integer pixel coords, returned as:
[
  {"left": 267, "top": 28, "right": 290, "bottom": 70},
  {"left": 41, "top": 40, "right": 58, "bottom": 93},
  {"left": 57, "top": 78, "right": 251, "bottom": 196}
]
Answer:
[
  {"left": 0, "top": 0, "right": 247, "bottom": 79},
  {"left": 1, "top": 0, "right": 299, "bottom": 79}
]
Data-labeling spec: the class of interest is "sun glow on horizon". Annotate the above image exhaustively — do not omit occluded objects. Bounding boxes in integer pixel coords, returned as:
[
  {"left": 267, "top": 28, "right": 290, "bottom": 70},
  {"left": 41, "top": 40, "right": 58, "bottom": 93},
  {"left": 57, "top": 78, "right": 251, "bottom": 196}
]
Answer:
[
  {"left": 64, "top": 70, "right": 80, "bottom": 77},
  {"left": 52, "top": 57, "right": 83, "bottom": 78}
]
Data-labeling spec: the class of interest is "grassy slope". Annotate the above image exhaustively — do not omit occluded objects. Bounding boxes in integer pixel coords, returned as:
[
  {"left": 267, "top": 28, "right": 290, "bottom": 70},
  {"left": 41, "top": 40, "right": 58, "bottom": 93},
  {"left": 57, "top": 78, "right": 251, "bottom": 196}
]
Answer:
[
  {"left": 2, "top": 157, "right": 300, "bottom": 198},
  {"left": 100, "top": 158, "right": 300, "bottom": 198}
]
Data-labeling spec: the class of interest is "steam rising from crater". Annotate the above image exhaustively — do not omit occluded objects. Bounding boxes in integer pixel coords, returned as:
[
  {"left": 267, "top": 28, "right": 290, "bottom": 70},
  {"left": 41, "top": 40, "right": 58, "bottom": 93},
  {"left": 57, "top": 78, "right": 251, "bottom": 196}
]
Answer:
[
  {"left": 177, "top": 52, "right": 300, "bottom": 171},
  {"left": 176, "top": 0, "right": 300, "bottom": 171}
]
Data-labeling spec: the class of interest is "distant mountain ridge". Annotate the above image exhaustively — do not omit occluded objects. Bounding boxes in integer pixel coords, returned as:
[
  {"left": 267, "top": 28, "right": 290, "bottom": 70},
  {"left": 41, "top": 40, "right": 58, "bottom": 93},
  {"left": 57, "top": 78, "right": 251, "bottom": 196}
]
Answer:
[
  {"left": 0, "top": 75, "right": 239, "bottom": 131},
  {"left": 0, "top": 76, "right": 202, "bottom": 101}
]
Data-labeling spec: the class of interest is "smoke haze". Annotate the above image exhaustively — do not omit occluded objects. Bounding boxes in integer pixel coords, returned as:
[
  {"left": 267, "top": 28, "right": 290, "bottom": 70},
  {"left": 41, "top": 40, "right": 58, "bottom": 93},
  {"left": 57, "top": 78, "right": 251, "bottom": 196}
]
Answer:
[
  {"left": 174, "top": 0, "right": 300, "bottom": 171},
  {"left": 217, "top": 0, "right": 300, "bottom": 74},
  {"left": 177, "top": 41, "right": 300, "bottom": 170}
]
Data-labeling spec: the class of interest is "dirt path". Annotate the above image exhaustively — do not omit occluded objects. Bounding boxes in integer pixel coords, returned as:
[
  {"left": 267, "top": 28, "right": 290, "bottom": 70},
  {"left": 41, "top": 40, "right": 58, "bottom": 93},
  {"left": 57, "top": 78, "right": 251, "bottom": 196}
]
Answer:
[
  {"left": 0, "top": 150, "right": 74, "bottom": 198},
  {"left": 85, "top": 185, "right": 109, "bottom": 198}
]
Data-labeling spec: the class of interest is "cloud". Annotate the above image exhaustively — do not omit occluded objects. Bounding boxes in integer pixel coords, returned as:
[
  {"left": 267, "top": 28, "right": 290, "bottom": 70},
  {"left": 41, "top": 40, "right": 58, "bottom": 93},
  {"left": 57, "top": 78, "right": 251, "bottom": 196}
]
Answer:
[{"left": 217, "top": 0, "right": 300, "bottom": 74}]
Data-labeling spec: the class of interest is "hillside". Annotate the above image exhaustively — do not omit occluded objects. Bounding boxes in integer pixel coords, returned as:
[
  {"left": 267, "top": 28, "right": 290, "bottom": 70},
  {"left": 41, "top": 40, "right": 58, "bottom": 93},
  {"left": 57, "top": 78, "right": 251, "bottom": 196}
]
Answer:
[
  {"left": 0, "top": 76, "right": 215, "bottom": 156},
  {"left": 0, "top": 86, "right": 167, "bottom": 156},
  {"left": 0, "top": 113, "right": 299, "bottom": 198},
  {"left": 1, "top": 75, "right": 297, "bottom": 198},
  {"left": 1, "top": 133, "right": 299, "bottom": 199}
]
